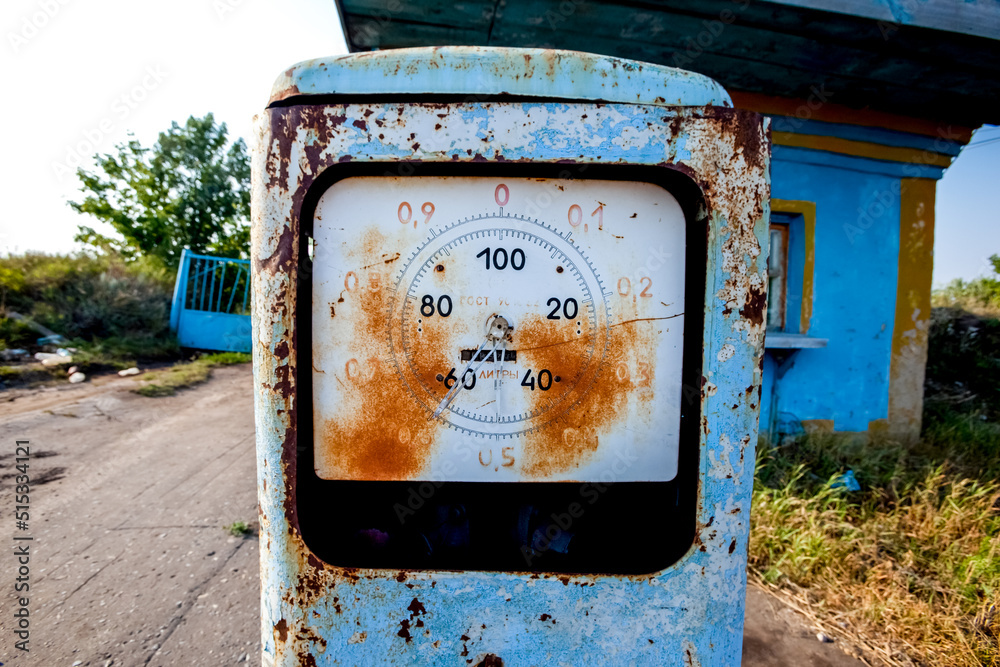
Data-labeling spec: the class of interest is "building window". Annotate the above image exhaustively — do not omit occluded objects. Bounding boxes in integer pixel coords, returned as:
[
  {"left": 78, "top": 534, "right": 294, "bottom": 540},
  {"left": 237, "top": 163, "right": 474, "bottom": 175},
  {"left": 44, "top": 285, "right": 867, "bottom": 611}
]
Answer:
[{"left": 767, "top": 222, "right": 789, "bottom": 331}]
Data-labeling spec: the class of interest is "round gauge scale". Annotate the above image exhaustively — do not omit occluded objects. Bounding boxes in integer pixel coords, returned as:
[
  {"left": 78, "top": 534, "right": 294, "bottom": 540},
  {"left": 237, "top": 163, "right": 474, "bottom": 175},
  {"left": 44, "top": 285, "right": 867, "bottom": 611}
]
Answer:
[{"left": 311, "top": 176, "right": 686, "bottom": 483}]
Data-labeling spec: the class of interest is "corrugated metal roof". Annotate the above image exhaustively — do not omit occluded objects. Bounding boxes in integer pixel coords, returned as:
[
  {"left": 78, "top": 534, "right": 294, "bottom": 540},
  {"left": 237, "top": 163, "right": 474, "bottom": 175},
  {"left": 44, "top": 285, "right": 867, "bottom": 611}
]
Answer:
[{"left": 331, "top": 0, "right": 1000, "bottom": 126}]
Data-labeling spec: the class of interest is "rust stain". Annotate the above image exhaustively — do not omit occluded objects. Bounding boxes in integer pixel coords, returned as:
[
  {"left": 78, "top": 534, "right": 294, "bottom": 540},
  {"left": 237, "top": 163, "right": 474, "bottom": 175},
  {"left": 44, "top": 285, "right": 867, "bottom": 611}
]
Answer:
[
  {"left": 518, "top": 306, "right": 656, "bottom": 477},
  {"left": 407, "top": 597, "right": 426, "bottom": 617},
  {"left": 255, "top": 100, "right": 767, "bottom": 661},
  {"left": 739, "top": 285, "right": 767, "bottom": 327},
  {"left": 318, "top": 227, "right": 443, "bottom": 480}
]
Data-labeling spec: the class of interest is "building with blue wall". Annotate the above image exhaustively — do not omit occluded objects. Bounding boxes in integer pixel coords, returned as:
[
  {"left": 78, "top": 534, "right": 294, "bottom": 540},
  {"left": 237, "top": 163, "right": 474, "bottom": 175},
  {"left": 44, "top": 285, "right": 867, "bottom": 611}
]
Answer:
[{"left": 327, "top": 0, "right": 1000, "bottom": 438}]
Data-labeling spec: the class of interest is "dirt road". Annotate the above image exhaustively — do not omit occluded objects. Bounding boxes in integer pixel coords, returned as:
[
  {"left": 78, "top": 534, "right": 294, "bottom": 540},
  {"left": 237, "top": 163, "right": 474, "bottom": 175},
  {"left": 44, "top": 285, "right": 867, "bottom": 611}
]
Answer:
[{"left": 0, "top": 365, "right": 862, "bottom": 666}]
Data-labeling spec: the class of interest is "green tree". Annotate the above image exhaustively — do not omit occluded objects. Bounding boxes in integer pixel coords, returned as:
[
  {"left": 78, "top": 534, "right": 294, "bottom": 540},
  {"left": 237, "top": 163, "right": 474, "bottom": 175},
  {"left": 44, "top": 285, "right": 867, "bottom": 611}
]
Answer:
[{"left": 71, "top": 114, "right": 250, "bottom": 269}]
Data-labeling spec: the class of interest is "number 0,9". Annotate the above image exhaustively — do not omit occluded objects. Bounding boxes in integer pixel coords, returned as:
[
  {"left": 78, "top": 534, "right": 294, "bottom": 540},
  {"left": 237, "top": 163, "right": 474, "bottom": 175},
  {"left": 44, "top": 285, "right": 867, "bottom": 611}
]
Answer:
[{"left": 399, "top": 201, "right": 435, "bottom": 228}]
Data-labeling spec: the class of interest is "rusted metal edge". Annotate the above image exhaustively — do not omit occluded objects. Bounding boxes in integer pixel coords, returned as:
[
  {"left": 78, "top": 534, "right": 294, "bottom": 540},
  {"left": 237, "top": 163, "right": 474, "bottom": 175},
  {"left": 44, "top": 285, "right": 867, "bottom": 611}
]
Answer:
[
  {"left": 251, "top": 100, "right": 769, "bottom": 666},
  {"left": 268, "top": 46, "right": 733, "bottom": 109}
]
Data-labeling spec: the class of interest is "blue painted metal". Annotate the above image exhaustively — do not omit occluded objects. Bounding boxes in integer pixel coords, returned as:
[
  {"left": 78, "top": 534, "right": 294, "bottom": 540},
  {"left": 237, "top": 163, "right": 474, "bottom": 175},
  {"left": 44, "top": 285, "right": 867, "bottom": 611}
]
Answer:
[
  {"left": 252, "top": 47, "right": 769, "bottom": 666},
  {"left": 169, "top": 249, "right": 252, "bottom": 353},
  {"left": 271, "top": 46, "right": 732, "bottom": 108}
]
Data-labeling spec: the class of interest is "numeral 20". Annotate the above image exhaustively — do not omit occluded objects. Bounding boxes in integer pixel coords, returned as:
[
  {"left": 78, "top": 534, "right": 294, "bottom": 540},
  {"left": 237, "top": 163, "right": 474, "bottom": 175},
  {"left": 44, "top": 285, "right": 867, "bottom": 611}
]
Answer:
[{"left": 546, "top": 297, "right": 579, "bottom": 320}]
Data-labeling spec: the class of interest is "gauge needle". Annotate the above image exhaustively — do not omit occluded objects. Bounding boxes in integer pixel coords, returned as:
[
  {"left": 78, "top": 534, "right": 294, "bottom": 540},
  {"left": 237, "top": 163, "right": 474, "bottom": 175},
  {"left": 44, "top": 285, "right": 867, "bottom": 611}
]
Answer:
[
  {"left": 432, "top": 336, "right": 500, "bottom": 419},
  {"left": 433, "top": 315, "right": 509, "bottom": 420},
  {"left": 495, "top": 340, "right": 506, "bottom": 422}
]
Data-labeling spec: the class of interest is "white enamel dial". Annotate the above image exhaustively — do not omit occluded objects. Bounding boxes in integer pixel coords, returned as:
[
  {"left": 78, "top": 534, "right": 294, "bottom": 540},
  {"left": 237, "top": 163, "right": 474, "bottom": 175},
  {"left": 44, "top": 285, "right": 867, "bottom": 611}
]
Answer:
[{"left": 312, "top": 176, "right": 686, "bottom": 483}]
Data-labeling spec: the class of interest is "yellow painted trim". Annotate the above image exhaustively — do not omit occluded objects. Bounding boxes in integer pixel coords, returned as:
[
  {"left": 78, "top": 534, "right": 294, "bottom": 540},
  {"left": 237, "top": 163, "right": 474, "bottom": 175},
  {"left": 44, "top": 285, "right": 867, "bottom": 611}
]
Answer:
[
  {"left": 772, "top": 132, "right": 953, "bottom": 167},
  {"left": 888, "top": 178, "right": 936, "bottom": 438},
  {"left": 730, "top": 90, "right": 974, "bottom": 143},
  {"left": 771, "top": 199, "right": 815, "bottom": 335}
]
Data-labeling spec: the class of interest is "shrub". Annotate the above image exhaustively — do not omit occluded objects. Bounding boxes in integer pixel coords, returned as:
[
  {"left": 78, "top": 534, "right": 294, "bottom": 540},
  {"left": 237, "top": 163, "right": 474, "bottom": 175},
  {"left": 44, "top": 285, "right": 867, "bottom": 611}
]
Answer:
[
  {"left": 925, "top": 307, "right": 1000, "bottom": 422},
  {"left": 0, "top": 252, "right": 181, "bottom": 373},
  {"left": 0, "top": 252, "right": 174, "bottom": 343},
  {"left": 932, "top": 254, "right": 1000, "bottom": 316}
]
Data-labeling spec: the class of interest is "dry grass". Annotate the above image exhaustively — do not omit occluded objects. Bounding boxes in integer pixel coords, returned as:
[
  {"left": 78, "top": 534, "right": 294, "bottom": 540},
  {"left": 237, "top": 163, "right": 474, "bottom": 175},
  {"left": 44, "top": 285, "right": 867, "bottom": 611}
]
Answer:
[
  {"left": 750, "top": 432, "right": 1000, "bottom": 666},
  {"left": 932, "top": 293, "right": 1000, "bottom": 320}
]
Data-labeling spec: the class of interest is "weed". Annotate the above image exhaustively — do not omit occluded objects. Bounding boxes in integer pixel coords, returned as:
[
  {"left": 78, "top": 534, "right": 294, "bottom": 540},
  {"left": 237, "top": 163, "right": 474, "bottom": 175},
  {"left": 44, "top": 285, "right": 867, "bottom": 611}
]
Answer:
[
  {"left": 0, "top": 317, "right": 36, "bottom": 349},
  {"left": 750, "top": 429, "right": 1000, "bottom": 666},
  {"left": 751, "top": 304, "right": 1000, "bottom": 665},
  {"left": 0, "top": 365, "right": 67, "bottom": 386},
  {"left": 0, "top": 252, "right": 174, "bottom": 341},
  {"left": 134, "top": 352, "right": 250, "bottom": 397},
  {"left": 225, "top": 521, "right": 253, "bottom": 537},
  {"left": 201, "top": 352, "right": 252, "bottom": 366},
  {"left": 932, "top": 254, "right": 1000, "bottom": 317}
]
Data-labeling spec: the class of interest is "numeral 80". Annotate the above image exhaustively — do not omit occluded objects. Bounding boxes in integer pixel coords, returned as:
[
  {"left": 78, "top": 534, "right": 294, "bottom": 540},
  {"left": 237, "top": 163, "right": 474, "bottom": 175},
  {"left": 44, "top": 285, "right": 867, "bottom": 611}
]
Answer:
[{"left": 420, "top": 294, "right": 453, "bottom": 317}]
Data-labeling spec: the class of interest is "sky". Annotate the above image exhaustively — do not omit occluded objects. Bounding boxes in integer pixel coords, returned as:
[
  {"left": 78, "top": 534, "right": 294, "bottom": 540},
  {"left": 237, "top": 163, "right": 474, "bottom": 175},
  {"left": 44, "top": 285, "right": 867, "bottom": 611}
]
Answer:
[{"left": 1, "top": 0, "right": 997, "bottom": 287}]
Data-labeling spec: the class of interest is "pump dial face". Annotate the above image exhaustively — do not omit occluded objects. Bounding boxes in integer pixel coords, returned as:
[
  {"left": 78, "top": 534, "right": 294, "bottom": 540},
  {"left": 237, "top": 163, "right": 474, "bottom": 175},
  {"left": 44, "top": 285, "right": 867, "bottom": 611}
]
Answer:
[{"left": 312, "top": 176, "right": 686, "bottom": 482}]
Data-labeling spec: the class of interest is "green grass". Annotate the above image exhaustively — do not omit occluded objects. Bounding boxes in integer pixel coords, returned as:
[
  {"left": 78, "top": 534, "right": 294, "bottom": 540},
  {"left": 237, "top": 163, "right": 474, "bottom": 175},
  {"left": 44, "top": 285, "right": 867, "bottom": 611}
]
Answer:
[
  {"left": 750, "top": 422, "right": 1000, "bottom": 667},
  {"left": 70, "top": 335, "right": 182, "bottom": 368},
  {"left": 750, "top": 304, "right": 1000, "bottom": 665},
  {"left": 0, "top": 332, "right": 186, "bottom": 389},
  {"left": 134, "top": 352, "right": 251, "bottom": 397},
  {"left": 0, "top": 365, "right": 67, "bottom": 386},
  {"left": 0, "top": 317, "right": 37, "bottom": 350},
  {"left": 224, "top": 520, "right": 253, "bottom": 537}
]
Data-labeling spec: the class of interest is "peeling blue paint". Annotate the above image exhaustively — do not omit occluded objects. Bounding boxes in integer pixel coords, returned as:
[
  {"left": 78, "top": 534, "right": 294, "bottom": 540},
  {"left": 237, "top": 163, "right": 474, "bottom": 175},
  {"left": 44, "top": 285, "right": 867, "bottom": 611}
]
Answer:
[
  {"left": 251, "top": 48, "right": 768, "bottom": 667},
  {"left": 270, "top": 46, "right": 732, "bottom": 109}
]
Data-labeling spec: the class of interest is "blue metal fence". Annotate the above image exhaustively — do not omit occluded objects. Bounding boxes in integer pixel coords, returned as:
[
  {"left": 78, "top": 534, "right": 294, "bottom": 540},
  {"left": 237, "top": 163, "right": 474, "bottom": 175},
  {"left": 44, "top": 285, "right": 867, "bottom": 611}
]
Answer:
[{"left": 169, "top": 249, "right": 252, "bottom": 352}]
